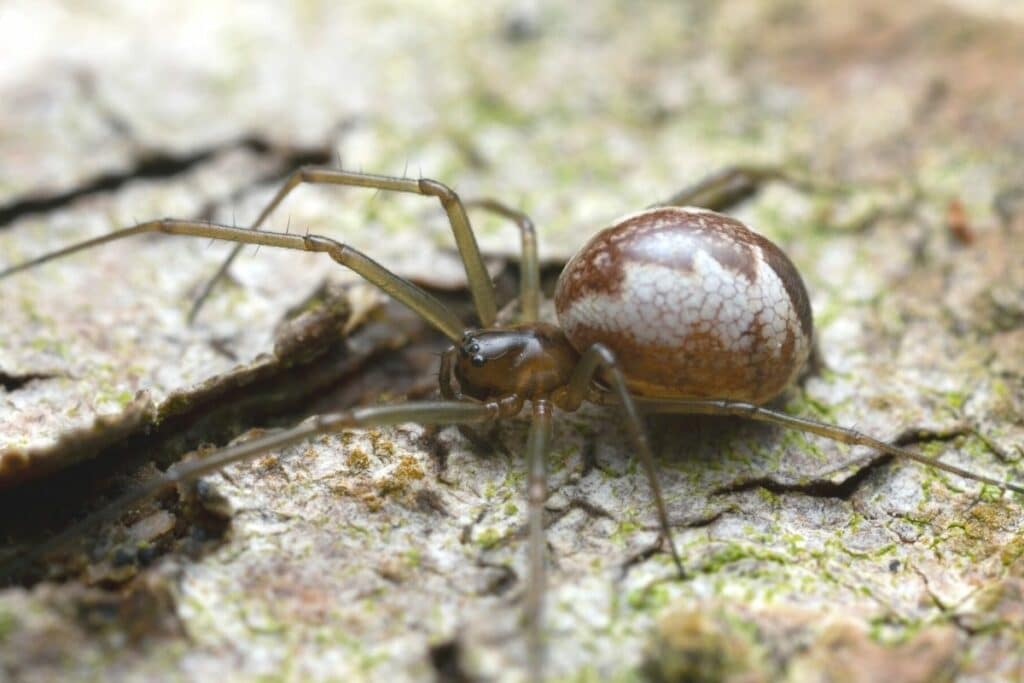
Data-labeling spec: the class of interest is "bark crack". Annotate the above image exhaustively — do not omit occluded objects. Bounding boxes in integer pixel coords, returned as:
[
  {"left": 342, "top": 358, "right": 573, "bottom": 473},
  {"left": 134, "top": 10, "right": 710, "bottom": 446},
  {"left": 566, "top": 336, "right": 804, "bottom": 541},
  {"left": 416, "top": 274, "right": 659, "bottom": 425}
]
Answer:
[
  {"left": 712, "top": 423, "right": 973, "bottom": 500},
  {"left": 0, "top": 370, "right": 57, "bottom": 392},
  {"left": 0, "top": 134, "right": 333, "bottom": 229}
]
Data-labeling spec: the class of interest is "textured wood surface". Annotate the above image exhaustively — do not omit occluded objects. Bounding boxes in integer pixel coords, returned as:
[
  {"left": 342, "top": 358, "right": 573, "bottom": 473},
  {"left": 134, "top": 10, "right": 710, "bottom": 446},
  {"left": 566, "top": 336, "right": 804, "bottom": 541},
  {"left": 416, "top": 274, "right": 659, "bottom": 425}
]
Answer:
[{"left": 1, "top": 2, "right": 1023, "bottom": 681}]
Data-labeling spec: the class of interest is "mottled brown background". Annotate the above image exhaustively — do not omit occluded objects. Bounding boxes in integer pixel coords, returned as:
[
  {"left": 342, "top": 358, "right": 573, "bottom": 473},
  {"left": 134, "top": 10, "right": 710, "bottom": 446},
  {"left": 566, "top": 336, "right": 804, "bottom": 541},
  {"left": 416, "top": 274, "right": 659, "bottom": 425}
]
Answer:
[{"left": 1, "top": 1, "right": 1023, "bottom": 682}]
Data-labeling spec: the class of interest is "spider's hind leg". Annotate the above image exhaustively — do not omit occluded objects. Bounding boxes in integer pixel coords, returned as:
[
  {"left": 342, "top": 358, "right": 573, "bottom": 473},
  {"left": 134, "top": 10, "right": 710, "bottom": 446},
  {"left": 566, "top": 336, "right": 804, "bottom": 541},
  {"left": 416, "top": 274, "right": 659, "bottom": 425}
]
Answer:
[
  {"left": 655, "top": 163, "right": 845, "bottom": 212},
  {"left": 632, "top": 397, "right": 1024, "bottom": 496}
]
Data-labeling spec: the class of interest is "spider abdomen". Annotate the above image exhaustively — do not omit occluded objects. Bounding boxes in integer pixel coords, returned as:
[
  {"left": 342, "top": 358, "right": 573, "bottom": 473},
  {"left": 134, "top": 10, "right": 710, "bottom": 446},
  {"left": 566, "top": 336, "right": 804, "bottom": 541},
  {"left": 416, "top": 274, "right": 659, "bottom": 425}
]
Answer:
[{"left": 554, "top": 207, "right": 813, "bottom": 404}]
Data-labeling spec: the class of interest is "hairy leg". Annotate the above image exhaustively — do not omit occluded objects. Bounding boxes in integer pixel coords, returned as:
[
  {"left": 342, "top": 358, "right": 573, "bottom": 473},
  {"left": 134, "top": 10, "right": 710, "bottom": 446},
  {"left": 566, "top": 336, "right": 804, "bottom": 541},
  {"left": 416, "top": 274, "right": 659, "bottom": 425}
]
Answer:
[
  {"left": 190, "top": 169, "right": 497, "bottom": 326},
  {"left": 524, "top": 399, "right": 552, "bottom": 683},
  {"left": 1, "top": 400, "right": 501, "bottom": 583},
  {"left": 0, "top": 219, "right": 469, "bottom": 342},
  {"left": 653, "top": 163, "right": 844, "bottom": 211},
  {"left": 627, "top": 397, "right": 1024, "bottom": 495},
  {"left": 464, "top": 198, "right": 540, "bottom": 323}
]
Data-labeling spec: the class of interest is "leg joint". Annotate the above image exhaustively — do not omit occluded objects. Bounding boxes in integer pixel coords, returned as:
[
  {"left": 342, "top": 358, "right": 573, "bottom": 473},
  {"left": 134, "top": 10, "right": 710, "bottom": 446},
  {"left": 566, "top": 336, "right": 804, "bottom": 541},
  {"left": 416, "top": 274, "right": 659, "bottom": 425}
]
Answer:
[
  {"left": 527, "top": 480, "right": 546, "bottom": 505},
  {"left": 587, "top": 343, "right": 620, "bottom": 373},
  {"left": 302, "top": 234, "right": 344, "bottom": 257},
  {"left": 296, "top": 166, "right": 319, "bottom": 184},
  {"left": 418, "top": 178, "right": 458, "bottom": 204},
  {"left": 497, "top": 394, "right": 525, "bottom": 417}
]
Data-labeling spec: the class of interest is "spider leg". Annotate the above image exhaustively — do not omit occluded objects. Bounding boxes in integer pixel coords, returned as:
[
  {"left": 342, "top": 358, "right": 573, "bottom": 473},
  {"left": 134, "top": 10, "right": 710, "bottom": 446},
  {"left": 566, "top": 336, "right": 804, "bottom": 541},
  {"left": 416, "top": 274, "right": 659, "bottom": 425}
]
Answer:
[
  {"left": 463, "top": 198, "right": 540, "bottom": 323},
  {"left": 629, "top": 397, "right": 1024, "bottom": 495},
  {"left": 554, "top": 344, "right": 686, "bottom": 578},
  {"left": 1, "top": 399, "right": 500, "bottom": 583},
  {"left": 0, "top": 219, "right": 468, "bottom": 342},
  {"left": 653, "top": 163, "right": 845, "bottom": 211},
  {"left": 524, "top": 398, "right": 552, "bottom": 683},
  {"left": 190, "top": 168, "right": 498, "bottom": 326}
]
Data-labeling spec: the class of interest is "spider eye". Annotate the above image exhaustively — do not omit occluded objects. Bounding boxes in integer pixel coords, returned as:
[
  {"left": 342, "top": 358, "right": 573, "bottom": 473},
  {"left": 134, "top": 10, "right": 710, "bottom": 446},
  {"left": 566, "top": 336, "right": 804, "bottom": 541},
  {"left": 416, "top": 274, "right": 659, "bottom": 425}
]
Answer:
[
  {"left": 460, "top": 336, "right": 480, "bottom": 357},
  {"left": 471, "top": 354, "right": 485, "bottom": 367}
]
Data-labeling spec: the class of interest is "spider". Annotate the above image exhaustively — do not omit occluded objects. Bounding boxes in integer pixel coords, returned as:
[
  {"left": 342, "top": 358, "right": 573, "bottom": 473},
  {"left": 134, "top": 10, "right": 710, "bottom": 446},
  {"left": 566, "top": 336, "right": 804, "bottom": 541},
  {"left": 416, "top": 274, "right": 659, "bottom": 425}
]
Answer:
[{"left": 1, "top": 165, "right": 1021, "bottom": 681}]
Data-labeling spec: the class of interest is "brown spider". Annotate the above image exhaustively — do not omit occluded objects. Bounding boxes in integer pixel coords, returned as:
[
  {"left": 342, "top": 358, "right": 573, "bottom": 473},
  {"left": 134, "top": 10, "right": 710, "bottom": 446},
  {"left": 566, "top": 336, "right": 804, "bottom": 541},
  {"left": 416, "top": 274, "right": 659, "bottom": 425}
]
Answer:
[{"left": 1, "top": 166, "right": 1020, "bottom": 681}]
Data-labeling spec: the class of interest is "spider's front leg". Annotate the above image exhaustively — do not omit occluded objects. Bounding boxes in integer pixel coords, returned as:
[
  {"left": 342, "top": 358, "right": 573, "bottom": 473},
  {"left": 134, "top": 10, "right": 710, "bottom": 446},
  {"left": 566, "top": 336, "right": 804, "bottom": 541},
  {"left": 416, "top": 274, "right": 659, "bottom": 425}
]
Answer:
[
  {"left": 0, "top": 400, "right": 501, "bottom": 584},
  {"left": 462, "top": 198, "right": 541, "bottom": 323},
  {"left": 0, "top": 220, "right": 469, "bottom": 343},
  {"left": 190, "top": 169, "right": 499, "bottom": 326}
]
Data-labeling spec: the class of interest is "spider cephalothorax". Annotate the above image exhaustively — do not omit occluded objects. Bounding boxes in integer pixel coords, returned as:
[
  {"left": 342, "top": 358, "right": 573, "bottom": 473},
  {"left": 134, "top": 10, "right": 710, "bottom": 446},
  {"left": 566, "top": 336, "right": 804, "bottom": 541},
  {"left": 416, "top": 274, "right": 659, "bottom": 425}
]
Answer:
[{"left": 448, "top": 325, "right": 579, "bottom": 403}]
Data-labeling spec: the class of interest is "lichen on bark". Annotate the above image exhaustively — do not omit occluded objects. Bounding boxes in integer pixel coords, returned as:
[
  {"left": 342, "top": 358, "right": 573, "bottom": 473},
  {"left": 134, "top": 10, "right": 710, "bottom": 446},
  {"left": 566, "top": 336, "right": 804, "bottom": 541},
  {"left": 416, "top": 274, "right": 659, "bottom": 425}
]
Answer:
[{"left": 2, "top": 2, "right": 1023, "bottom": 682}]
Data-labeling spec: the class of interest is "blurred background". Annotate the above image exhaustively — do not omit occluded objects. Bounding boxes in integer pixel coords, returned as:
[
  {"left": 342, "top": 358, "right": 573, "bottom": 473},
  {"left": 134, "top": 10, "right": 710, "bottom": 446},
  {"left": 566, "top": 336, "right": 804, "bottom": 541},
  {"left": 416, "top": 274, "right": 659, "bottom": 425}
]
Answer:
[
  {"left": 4, "top": 0, "right": 1022, "bottom": 256},
  {"left": 2, "top": 1, "right": 1023, "bottom": 681}
]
